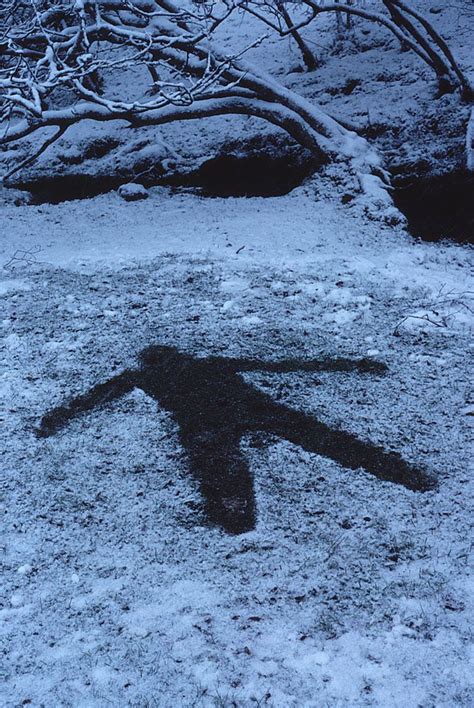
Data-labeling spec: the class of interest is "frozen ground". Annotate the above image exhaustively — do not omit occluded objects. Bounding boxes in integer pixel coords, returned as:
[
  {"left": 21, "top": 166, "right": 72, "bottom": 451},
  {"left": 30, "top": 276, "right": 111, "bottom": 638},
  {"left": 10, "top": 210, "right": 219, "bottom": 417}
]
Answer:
[
  {"left": 1, "top": 1, "right": 474, "bottom": 705},
  {"left": 1, "top": 184, "right": 473, "bottom": 706}
]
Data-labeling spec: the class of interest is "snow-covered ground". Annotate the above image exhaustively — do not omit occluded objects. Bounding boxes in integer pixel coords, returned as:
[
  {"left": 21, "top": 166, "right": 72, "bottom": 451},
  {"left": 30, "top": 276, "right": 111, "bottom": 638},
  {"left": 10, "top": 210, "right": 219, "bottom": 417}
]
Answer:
[
  {"left": 1, "top": 184, "right": 473, "bottom": 706},
  {"left": 1, "top": 2, "right": 474, "bottom": 705}
]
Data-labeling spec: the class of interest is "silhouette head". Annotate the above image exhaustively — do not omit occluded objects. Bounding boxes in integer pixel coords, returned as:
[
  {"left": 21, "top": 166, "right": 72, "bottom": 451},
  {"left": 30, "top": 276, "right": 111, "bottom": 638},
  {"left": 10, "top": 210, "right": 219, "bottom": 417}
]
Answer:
[{"left": 139, "top": 345, "right": 180, "bottom": 369}]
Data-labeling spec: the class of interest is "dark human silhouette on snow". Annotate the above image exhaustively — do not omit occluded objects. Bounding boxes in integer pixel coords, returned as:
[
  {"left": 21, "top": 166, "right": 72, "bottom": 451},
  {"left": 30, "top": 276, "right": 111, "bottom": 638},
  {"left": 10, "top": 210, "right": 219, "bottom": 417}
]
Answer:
[{"left": 37, "top": 345, "right": 436, "bottom": 534}]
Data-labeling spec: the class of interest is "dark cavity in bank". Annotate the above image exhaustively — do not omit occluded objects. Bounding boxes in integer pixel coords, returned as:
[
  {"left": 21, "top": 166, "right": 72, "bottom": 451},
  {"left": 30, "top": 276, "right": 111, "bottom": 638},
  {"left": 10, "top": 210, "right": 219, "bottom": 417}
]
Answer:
[
  {"left": 392, "top": 171, "right": 474, "bottom": 244},
  {"left": 8, "top": 152, "right": 317, "bottom": 204},
  {"left": 10, "top": 173, "right": 126, "bottom": 204},
  {"left": 190, "top": 153, "right": 316, "bottom": 197}
]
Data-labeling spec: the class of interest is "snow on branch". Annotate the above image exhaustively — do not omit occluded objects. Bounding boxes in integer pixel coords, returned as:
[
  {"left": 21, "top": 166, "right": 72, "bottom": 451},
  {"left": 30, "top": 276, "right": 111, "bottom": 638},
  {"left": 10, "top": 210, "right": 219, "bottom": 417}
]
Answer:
[
  {"left": 239, "top": 0, "right": 473, "bottom": 97},
  {"left": 0, "top": 0, "right": 393, "bottom": 204},
  {"left": 0, "top": 0, "right": 242, "bottom": 124}
]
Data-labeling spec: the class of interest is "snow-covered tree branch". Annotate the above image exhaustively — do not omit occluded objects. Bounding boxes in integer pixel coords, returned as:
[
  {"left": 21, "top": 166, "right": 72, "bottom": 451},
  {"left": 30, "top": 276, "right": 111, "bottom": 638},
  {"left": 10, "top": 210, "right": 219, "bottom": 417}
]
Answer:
[
  {"left": 240, "top": 0, "right": 473, "bottom": 98},
  {"left": 0, "top": 0, "right": 389, "bottom": 197}
]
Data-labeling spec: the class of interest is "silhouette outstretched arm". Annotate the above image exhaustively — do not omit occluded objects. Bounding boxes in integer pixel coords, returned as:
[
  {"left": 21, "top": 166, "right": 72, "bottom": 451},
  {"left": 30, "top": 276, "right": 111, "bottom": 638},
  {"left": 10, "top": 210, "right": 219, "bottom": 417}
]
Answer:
[
  {"left": 37, "top": 370, "right": 139, "bottom": 437},
  {"left": 218, "top": 357, "right": 388, "bottom": 375}
]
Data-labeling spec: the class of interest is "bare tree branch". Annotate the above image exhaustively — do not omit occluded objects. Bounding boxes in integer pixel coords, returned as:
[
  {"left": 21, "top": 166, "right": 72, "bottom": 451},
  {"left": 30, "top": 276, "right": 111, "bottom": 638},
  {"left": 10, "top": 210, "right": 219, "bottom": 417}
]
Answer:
[
  {"left": 0, "top": 0, "right": 392, "bottom": 198},
  {"left": 1, "top": 124, "right": 67, "bottom": 182}
]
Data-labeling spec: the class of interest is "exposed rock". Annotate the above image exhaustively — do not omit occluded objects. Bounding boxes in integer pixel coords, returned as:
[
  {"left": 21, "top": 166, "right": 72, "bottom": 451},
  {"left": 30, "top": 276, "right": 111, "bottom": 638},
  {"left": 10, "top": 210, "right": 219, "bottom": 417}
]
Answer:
[{"left": 118, "top": 183, "right": 149, "bottom": 201}]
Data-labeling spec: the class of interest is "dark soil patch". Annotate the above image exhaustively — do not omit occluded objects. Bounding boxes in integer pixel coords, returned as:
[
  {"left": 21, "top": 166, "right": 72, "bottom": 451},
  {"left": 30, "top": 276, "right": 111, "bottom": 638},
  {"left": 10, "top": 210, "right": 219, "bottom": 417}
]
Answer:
[
  {"left": 37, "top": 346, "right": 435, "bottom": 535},
  {"left": 393, "top": 171, "right": 474, "bottom": 244}
]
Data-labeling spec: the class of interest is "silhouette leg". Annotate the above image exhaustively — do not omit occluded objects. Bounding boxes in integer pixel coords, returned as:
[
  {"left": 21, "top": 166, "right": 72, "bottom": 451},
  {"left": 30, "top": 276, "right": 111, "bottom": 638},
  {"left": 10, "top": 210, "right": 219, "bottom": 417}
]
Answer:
[
  {"left": 256, "top": 404, "right": 436, "bottom": 492},
  {"left": 181, "top": 430, "right": 256, "bottom": 534}
]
